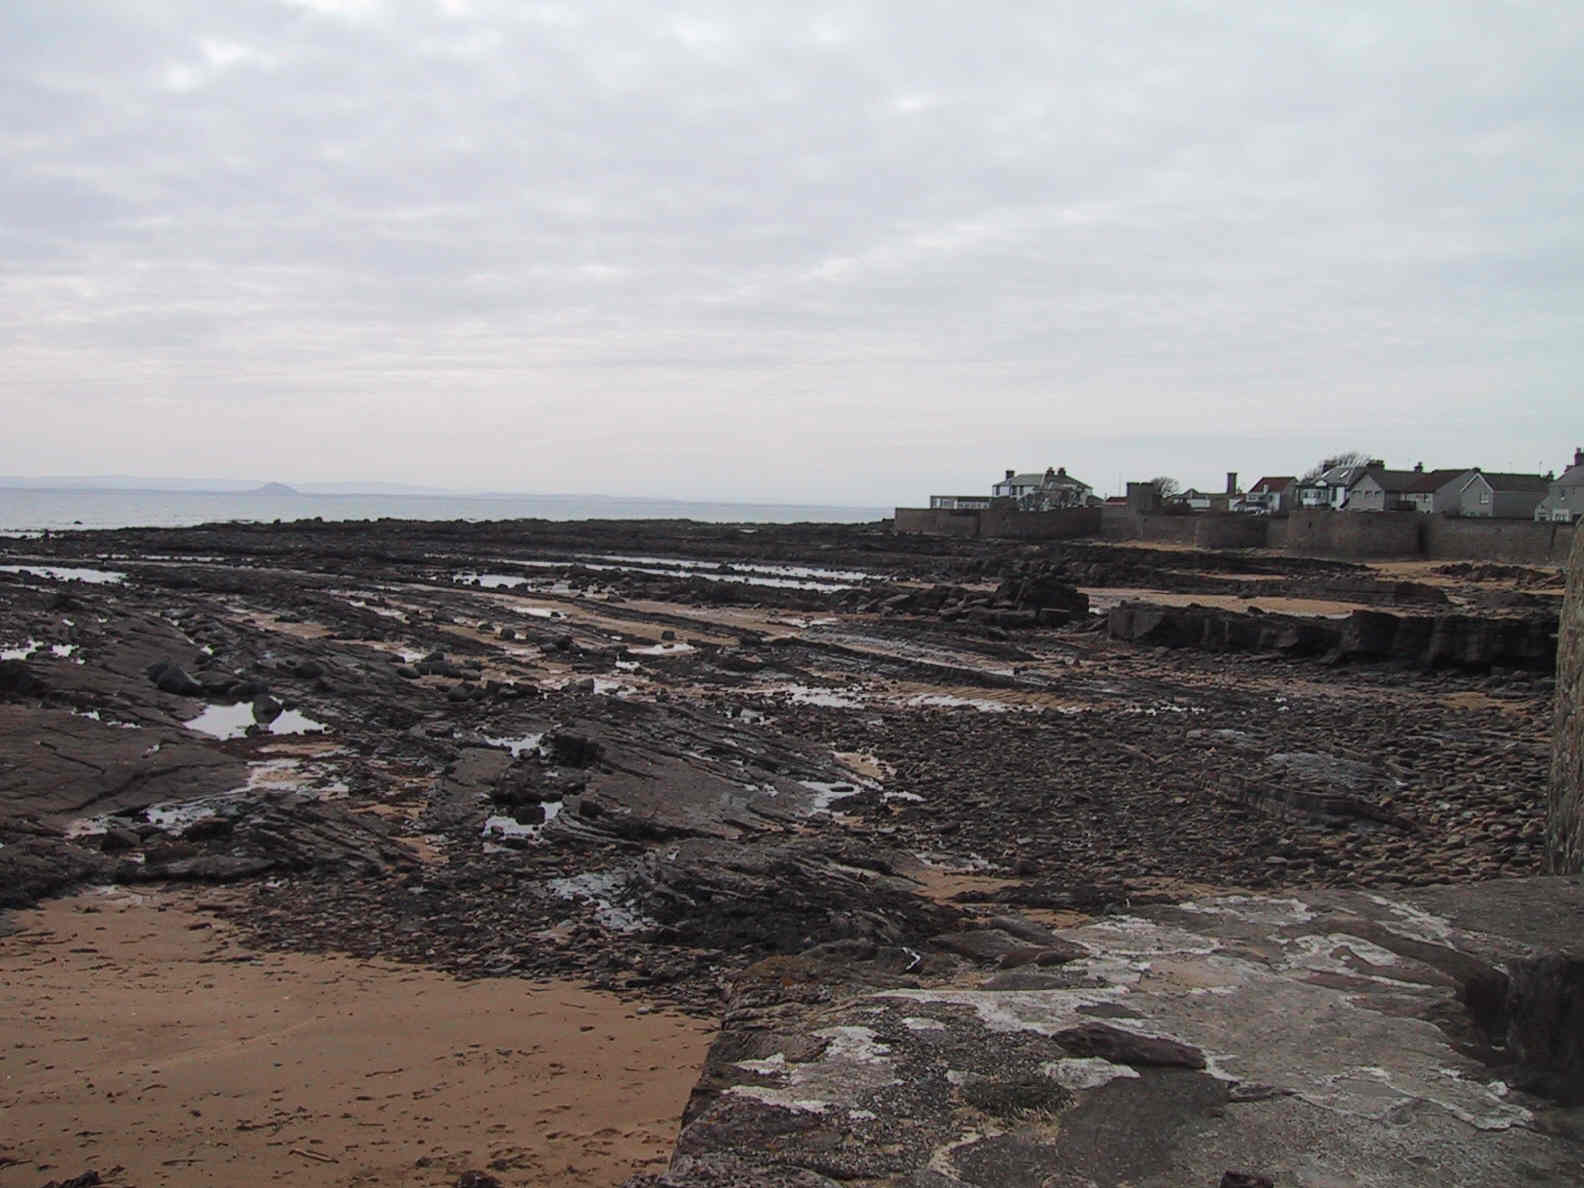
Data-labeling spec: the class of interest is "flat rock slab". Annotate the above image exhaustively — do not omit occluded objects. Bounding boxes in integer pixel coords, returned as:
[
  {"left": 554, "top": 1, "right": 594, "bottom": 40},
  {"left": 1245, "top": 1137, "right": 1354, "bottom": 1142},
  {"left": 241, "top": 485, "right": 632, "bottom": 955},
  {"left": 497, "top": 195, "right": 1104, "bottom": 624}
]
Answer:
[
  {"left": 0, "top": 704, "right": 245, "bottom": 823},
  {"left": 636, "top": 878, "right": 1584, "bottom": 1187}
]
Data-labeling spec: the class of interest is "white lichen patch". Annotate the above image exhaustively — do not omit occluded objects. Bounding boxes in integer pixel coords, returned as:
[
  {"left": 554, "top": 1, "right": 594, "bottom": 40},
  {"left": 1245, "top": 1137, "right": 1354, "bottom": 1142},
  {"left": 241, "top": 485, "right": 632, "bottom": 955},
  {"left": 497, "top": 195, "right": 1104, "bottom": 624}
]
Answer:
[
  {"left": 902, "top": 1017, "right": 947, "bottom": 1032},
  {"left": 724, "top": 1024, "right": 899, "bottom": 1117},
  {"left": 877, "top": 985, "right": 1128, "bottom": 1036},
  {"left": 734, "top": 1052, "right": 788, "bottom": 1075},
  {"left": 724, "top": 1086, "right": 831, "bottom": 1113},
  {"left": 1041, "top": 1057, "right": 1141, "bottom": 1091},
  {"left": 1176, "top": 895, "right": 1317, "bottom": 926},
  {"left": 1361, "top": 894, "right": 1456, "bottom": 944},
  {"left": 817, "top": 1025, "right": 891, "bottom": 1064}
]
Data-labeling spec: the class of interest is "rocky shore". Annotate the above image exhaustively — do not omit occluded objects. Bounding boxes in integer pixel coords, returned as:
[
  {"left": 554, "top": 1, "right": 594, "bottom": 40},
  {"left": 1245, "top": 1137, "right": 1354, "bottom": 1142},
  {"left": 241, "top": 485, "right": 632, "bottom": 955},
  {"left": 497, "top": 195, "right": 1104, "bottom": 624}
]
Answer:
[{"left": 1, "top": 518, "right": 1578, "bottom": 1186}]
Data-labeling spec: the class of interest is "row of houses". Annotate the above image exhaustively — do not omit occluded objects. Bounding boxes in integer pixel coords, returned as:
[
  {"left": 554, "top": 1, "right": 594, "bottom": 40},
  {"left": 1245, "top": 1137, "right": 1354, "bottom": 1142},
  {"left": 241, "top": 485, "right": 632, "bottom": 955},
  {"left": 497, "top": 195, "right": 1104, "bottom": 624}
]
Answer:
[
  {"left": 1258, "top": 449, "right": 1584, "bottom": 521},
  {"left": 926, "top": 449, "right": 1584, "bottom": 523}
]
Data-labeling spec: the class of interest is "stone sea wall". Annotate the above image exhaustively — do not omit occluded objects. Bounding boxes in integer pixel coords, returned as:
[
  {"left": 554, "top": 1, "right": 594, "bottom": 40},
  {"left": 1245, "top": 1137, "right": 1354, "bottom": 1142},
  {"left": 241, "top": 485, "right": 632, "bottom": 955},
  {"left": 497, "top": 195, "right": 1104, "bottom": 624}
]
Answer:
[{"left": 1549, "top": 529, "right": 1584, "bottom": 873}]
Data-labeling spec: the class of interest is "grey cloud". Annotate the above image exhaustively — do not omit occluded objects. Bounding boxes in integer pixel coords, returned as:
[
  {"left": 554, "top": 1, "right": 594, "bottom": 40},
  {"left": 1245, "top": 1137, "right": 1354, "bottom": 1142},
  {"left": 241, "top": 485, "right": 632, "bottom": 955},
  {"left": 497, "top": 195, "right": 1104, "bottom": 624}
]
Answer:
[{"left": 1, "top": 0, "right": 1580, "bottom": 500}]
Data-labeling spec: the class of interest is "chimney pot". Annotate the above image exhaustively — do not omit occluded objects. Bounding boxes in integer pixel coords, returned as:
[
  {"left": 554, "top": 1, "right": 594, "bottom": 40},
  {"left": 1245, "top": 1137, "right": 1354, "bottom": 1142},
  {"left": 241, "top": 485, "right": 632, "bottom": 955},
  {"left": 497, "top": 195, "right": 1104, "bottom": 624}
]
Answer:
[
  {"left": 1226, "top": 471, "right": 1237, "bottom": 495},
  {"left": 1414, "top": 461, "right": 1423, "bottom": 472},
  {"left": 1005, "top": 469, "right": 1015, "bottom": 481}
]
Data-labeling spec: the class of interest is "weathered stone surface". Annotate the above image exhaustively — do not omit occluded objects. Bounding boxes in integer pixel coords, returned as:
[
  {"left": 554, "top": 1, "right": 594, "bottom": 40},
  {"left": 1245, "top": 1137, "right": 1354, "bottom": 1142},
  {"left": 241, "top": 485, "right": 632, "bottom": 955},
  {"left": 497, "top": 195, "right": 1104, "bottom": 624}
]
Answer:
[
  {"left": 0, "top": 514, "right": 1577, "bottom": 1184},
  {"left": 649, "top": 883, "right": 1584, "bottom": 1186},
  {"left": 1551, "top": 529, "right": 1584, "bottom": 872},
  {"left": 1502, "top": 952, "right": 1584, "bottom": 1105},
  {"left": 1109, "top": 601, "right": 1559, "bottom": 671}
]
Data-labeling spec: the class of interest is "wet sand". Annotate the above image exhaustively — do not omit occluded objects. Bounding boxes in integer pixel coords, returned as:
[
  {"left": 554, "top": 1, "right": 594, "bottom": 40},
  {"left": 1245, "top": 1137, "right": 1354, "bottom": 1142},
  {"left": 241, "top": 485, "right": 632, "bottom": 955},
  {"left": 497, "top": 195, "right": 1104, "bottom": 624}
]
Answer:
[{"left": 0, "top": 890, "right": 714, "bottom": 1187}]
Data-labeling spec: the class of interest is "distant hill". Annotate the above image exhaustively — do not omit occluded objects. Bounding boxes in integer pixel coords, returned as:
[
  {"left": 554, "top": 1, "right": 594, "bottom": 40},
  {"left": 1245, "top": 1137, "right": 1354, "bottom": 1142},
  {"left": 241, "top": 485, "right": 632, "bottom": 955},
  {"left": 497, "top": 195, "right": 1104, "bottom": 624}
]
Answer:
[{"left": 251, "top": 482, "right": 299, "bottom": 495}]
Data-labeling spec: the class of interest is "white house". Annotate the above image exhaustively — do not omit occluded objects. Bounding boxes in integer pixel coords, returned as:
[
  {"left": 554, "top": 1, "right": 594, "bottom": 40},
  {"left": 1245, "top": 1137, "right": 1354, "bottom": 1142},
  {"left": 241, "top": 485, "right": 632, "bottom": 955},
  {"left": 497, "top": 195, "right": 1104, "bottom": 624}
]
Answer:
[
  {"left": 1534, "top": 449, "right": 1584, "bottom": 523},
  {"left": 1296, "top": 460, "right": 1378, "bottom": 510},
  {"left": 991, "top": 466, "right": 1093, "bottom": 510}
]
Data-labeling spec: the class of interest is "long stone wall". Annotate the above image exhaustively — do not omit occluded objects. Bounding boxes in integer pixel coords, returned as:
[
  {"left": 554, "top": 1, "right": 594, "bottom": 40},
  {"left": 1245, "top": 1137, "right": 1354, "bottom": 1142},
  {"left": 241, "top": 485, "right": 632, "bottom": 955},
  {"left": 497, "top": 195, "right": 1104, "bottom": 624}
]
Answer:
[
  {"left": 911, "top": 503, "right": 1575, "bottom": 563},
  {"left": 893, "top": 507, "right": 1100, "bottom": 540},
  {"left": 1270, "top": 510, "right": 1424, "bottom": 558},
  {"left": 1550, "top": 529, "right": 1584, "bottom": 873},
  {"left": 893, "top": 507, "right": 981, "bottom": 537},
  {"left": 1427, "top": 517, "right": 1577, "bottom": 565}
]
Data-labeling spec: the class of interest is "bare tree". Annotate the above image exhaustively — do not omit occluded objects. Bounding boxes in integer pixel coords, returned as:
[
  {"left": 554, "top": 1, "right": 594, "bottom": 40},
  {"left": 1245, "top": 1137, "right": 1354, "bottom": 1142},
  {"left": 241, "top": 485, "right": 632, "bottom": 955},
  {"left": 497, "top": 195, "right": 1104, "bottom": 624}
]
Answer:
[
  {"left": 1300, "top": 450, "right": 1371, "bottom": 483},
  {"left": 1150, "top": 476, "right": 1181, "bottom": 497}
]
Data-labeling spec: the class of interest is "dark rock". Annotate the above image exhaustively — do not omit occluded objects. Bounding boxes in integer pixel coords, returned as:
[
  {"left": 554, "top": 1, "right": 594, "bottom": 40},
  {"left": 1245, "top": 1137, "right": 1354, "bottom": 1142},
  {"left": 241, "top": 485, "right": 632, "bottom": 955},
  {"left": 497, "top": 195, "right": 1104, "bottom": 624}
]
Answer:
[
  {"left": 1053, "top": 1021, "right": 1206, "bottom": 1069},
  {"left": 0, "top": 658, "right": 46, "bottom": 696},
  {"left": 1220, "top": 1175, "right": 1276, "bottom": 1188},
  {"left": 147, "top": 658, "right": 205, "bottom": 697},
  {"left": 455, "top": 1173, "right": 503, "bottom": 1188},
  {"left": 1109, "top": 601, "right": 1557, "bottom": 672},
  {"left": 99, "top": 827, "right": 142, "bottom": 853},
  {"left": 252, "top": 694, "right": 282, "bottom": 724},
  {"left": 41, "top": 1173, "right": 102, "bottom": 1188},
  {"left": 545, "top": 731, "right": 604, "bottom": 767},
  {"left": 181, "top": 816, "right": 235, "bottom": 842},
  {"left": 995, "top": 564, "right": 1089, "bottom": 618},
  {"left": 958, "top": 1073, "right": 1071, "bottom": 1117},
  {"left": 0, "top": 838, "right": 110, "bottom": 909},
  {"left": 197, "top": 670, "right": 237, "bottom": 695},
  {"left": 933, "top": 928, "right": 1084, "bottom": 965},
  {"left": 136, "top": 854, "right": 278, "bottom": 882},
  {"left": 1502, "top": 952, "right": 1584, "bottom": 1105}
]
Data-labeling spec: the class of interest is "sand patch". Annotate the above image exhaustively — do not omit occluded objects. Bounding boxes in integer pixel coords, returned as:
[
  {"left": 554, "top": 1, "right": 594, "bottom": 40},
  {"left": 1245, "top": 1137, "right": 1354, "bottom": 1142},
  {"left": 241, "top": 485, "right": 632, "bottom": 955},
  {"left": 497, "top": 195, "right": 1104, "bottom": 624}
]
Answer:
[
  {"left": 0, "top": 889, "right": 713, "bottom": 1187},
  {"left": 1082, "top": 587, "right": 1372, "bottom": 617}
]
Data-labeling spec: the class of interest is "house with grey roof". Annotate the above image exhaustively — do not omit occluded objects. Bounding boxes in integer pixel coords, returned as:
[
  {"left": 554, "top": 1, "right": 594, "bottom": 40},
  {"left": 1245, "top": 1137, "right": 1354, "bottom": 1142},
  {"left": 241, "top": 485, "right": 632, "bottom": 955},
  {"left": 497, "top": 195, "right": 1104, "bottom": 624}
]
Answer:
[
  {"left": 991, "top": 466, "right": 1093, "bottom": 510},
  {"left": 1348, "top": 464, "right": 1475, "bottom": 513},
  {"left": 1346, "top": 467, "right": 1422, "bottom": 512},
  {"left": 1534, "top": 449, "right": 1584, "bottom": 523},
  {"left": 1400, "top": 467, "right": 1475, "bottom": 514},
  {"left": 1296, "top": 460, "right": 1378, "bottom": 509},
  {"left": 1456, "top": 469, "right": 1550, "bottom": 518}
]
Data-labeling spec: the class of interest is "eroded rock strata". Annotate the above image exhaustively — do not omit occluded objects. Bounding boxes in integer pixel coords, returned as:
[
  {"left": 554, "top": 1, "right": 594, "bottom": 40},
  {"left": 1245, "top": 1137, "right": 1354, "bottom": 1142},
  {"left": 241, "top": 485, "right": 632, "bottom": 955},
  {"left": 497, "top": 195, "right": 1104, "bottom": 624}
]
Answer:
[
  {"left": 1, "top": 519, "right": 1579, "bottom": 1185},
  {"left": 1549, "top": 530, "right": 1584, "bottom": 873}
]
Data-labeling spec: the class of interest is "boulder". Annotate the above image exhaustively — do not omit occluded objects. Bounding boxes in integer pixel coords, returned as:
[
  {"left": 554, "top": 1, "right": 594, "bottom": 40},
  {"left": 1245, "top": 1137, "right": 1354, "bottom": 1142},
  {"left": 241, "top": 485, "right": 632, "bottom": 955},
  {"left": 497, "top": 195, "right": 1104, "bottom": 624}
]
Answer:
[
  {"left": 0, "top": 659, "right": 45, "bottom": 696},
  {"left": 146, "top": 658, "right": 204, "bottom": 697},
  {"left": 1052, "top": 1021, "right": 1206, "bottom": 1069}
]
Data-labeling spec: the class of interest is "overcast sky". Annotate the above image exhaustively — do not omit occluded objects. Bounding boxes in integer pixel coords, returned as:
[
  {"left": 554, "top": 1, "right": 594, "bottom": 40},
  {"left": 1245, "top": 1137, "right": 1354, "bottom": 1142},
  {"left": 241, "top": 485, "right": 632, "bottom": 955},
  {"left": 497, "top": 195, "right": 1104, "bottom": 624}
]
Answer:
[{"left": 4, "top": 1, "right": 1581, "bottom": 503}]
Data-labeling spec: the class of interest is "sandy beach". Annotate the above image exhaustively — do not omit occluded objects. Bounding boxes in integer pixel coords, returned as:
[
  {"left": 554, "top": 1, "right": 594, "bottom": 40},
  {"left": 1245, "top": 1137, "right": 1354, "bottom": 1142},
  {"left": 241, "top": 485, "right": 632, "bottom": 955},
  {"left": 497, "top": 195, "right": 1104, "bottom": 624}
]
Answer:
[{"left": 0, "top": 889, "right": 714, "bottom": 1187}]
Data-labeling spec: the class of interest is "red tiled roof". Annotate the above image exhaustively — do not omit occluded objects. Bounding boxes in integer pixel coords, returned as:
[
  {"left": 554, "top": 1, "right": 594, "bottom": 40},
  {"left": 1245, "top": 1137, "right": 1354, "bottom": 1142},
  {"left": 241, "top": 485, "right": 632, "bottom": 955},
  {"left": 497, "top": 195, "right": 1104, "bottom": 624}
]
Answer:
[{"left": 1249, "top": 476, "right": 1295, "bottom": 493}]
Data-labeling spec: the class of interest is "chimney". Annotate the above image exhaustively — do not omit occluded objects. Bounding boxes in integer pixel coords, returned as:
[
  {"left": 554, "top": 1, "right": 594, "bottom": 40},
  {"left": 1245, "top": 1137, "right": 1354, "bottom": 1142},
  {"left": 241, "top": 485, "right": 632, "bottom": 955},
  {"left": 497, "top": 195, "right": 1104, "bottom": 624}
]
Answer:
[
  {"left": 1226, "top": 471, "right": 1237, "bottom": 495},
  {"left": 1056, "top": 466, "right": 1066, "bottom": 477},
  {"left": 1575, "top": 447, "right": 1582, "bottom": 467},
  {"left": 1005, "top": 469, "right": 1015, "bottom": 482},
  {"left": 1414, "top": 461, "right": 1423, "bottom": 473},
  {"left": 1368, "top": 459, "right": 1384, "bottom": 468}
]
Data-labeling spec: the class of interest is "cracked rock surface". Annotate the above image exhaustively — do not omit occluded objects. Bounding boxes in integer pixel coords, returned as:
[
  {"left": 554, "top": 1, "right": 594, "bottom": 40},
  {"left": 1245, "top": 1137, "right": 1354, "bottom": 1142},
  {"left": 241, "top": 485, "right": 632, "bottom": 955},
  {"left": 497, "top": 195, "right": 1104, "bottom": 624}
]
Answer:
[{"left": 1, "top": 517, "right": 1579, "bottom": 1184}]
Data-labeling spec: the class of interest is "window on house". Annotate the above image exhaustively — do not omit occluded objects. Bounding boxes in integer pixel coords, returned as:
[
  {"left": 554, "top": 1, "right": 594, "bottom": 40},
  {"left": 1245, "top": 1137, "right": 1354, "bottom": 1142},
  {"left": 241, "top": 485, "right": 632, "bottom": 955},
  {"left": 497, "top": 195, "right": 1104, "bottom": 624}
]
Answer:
[{"left": 1480, "top": 492, "right": 1490, "bottom": 504}]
